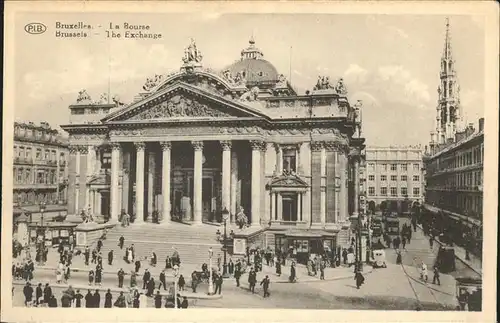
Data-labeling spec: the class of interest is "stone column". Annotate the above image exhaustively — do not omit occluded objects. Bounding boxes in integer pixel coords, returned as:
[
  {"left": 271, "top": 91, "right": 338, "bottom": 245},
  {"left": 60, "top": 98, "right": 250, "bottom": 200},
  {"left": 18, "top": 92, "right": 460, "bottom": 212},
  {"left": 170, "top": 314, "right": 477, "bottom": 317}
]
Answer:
[
  {"left": 135, "top": 142, "right": 146, "bottom": 224},
  {"left": 110, "top": 143, "right": 121, "bottom": 222},
  {"left": 271, "top": 192, "right": 277, "bottom": 221},
  {"left": 320, "top": 145, "right": 327, "bottom": 226},
  {"left": 192, "top": 141, "right": 203, "bottom": 224},
  {"left": 297, "top": 193, "right": 302, "bottom": 221},
  {"left": 277, "top": 193, "right": 283, "bottom": 221},
  {"left": 93, "top": 190, "right": 99, "bottom": 215},
  {"left": 274, "top": 144, "right": 282, "bottom": 174},
  {"left": 161, "top": 141, "right": 172, "bottom": 224},
  {"left": 78, "top": 146, "right": 88, "bottom": 212},
  {"left": 230, "top": 150, "right": 238, "bottom": 222},
  {"left": 353, "top": 157, "right": 360, "bottom": 216},
  {"left": 85, "top": 145, "right": 93, "bottom": 208},
  {"left": 340, "top": 149, "right": 349, "bottom": 223},
  {"left": 96, "top": 191, "right": 102, "bottom": 216},
  {"left": 67, "top": 146, "right": 78, "bottom": 214},
  {"left": 250, "top": 140, "right": 263, "bottom": 226},
  {"left": 221, "top": 140, "right": 232, "bottom": 213},
  {"left": 94, "top": 147, "right": 102, "bottom": 174},
  {"left": 147, "top": 150, "right": 156, "bottom": 218}
]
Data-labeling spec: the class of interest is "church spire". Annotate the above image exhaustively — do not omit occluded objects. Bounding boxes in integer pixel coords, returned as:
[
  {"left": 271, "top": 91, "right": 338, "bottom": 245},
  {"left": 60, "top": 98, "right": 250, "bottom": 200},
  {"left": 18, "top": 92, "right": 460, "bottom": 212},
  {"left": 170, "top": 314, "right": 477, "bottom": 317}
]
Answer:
[{"left": 433, "top": 17, "right": 462, "bottom": 146}]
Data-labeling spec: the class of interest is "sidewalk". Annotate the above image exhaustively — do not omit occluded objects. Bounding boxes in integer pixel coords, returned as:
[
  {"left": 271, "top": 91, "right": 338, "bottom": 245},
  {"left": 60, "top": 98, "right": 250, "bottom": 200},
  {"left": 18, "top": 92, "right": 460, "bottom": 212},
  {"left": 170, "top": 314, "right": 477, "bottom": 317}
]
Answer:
[{"left": 418, "top": 224, "right": 482, "bottom": 276}]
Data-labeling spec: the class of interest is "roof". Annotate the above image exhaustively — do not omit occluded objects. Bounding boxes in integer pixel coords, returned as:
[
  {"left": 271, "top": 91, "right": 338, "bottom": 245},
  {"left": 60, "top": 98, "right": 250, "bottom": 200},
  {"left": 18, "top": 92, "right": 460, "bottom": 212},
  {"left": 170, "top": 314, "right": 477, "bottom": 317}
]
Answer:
[
  {"left": 428, "top": 130, "right": 483, "bottom": 159},
  {"left": 268, "top": 173, "right": 309, "bottom": 188},
  {"left": 226, "top": 58, "right": 279, "bottom": 88}
]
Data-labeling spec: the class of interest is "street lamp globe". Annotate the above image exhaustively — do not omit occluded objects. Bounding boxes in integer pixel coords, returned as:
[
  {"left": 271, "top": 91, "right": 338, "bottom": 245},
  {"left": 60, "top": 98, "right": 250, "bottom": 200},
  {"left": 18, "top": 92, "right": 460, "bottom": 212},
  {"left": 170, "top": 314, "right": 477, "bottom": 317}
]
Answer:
[{"left": 39, "top": 201, "right": 46, "bottom": 213}]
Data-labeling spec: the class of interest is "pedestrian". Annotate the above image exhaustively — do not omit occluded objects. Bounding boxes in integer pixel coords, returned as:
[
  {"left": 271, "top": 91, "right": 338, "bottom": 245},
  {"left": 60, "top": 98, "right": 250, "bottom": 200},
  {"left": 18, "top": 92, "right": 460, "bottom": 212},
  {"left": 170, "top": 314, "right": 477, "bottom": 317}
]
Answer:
[
  {"left": 130, "top": 271, "right": 137, "bottom": 288},
  {"left": 228, "top": 259, "right": 234, "bottom": 275},
  {"left": 94, "top": 289, "right": 101, "bottom": 308},
  {"left": 234, "top": 266, "right": 241, "bottom": 287},
  {"left": 43, "top": 283, "right": 52, "bottom": 304},
  {"left": 154, "top": 291, "right": 162, "bottom": 308},
  {"left": 146, "top": 278, "right": 155, "bottom": 297},
  {"left": 108, "top": 250, "right": 114, "bottom": 266},
  {"left": 214, "top": 274, "right": 223, "bottom": 295},
  {"left": 85, "top": 290, "right": 93, "bottom": 308},
  {"left": 289, "top": 262, "right": 297, "bottom": 283},
  {"left": 95, "top": 267, "right": 102, "bottom": 286},
  {"left": 97, "top": 239, "right": 103, "bottom": 252},
  {"left": 56, "top": 268, "right": 63, "bottom": 284},
  {"left": 429, "top": 235, "right": 434, "bottom": 249},
  {"left": 191, "top": 271, "right": 199, "bottom": 293},
  {"left": 396, "top": 250, "right": 402, "bottom": 264},
  {"left": 342, "top": 248, "right": 348, "bottom": 265},
  {"left": 92, "top": 249, "right": 97, "bottom": 264},
  {"left": 48, "top": 295, "right": 58, "bottom": 308},
  {"left": 159, "top": 270, "right": 167, "bottom": 290},
  {"left": 402, "top": 237, "right": 406, "bottom": 250},
  {"left": 133, "top": 294, "right": 140, "bottom": 308},
  {"left": 117, "top": 268, "right": 125, "bottom": 288},
  {"left": 75, "top": 289, "right": 83, "bottom": 308},
  {"left": 97, "top": 253, "right": 103, "bottom": 268},
  {"left": 88, "top": 269, "right": 95, "bottom": 285},
  {"left": 248, "top": 268, "right": 257, "bottom": 293},
  {"left": 150, "top": 252, "right": 157, "bottom": 267},
  {"left": 61, "top": 291, "right": 72, "bottom": 308},
  {"left": 119, "top": 236, "right": 125, "bottom": 250},
  {"left": 143, "top": 269, "right": 151, "bottom": 290},
  {"left": 35, "top": 283, "right": 43, "bottom": 305},
  {"left": 420, "top": 261, "right": 428, "bottom": 282},
  {"left": 260, "top": 275, "right": 270, "bottom": 297},
  {"left": 114, "top": 291, "right": 126, "bottom": 308},
  {"left": 23, "top": 282, "right": 33, "bottom": 306},
  {"left": 354, "top": 270, "right": 365, "bottom": 289},
  {"left": 64, "top": 265, "right": 71, "bottom": 283},
  {"left": 276, "top": 258, "right": 281, "bottom": 276},
  {"left": 320, "top": 260, "right": 325, "bottom": 280},
  {"left": 104, "top": 289, "right": 113, "bottom": 308},
  {"left": 84, "top": 246, "right": 90, "bottom": 266},
  {"left": 181, "top": 296, "right": 188, "bottom": 309},
  {"left": 432, "top": 265, "right": 441, "bottom": 285},
  {"left": 178, "top": 274, "right": 186, "bottom": 291},
  {"left": 135, "top": 259, "right": 141, "bottom": 273}
]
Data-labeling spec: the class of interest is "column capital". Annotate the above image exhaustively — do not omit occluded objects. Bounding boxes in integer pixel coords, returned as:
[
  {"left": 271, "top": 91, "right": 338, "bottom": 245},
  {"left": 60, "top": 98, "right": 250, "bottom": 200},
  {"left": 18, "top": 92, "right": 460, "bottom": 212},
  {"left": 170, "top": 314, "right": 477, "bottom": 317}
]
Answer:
[
  {"left": 250, "top": 140, "right": 266, "bottom": 151},
  {"left": 220, "top": 140, "right": 232, "bottom": 151},
  {"left": 160, "top": 141, "right": 172, "bottom": 151},
  {"left": 69, "top": 145, "right": 79, "bottom": 155},
  {"left": 310, "top": 141, "right": 324, "bottom": 152},
  {"left": 134, "top": 142, "right": 146, "bottom": 151},
  {"left": 78, "top": 145, "right": 89, "bottom": 154},
  {"left": 324, "top": 141, "right": 343, "bottom": 152},
  {"left": 273, "top": 142, "right": 281, "bottom": 152},
  {"left": 191, "top": 141, "right": 204, "bottom": 151},
  {"left": 110, "top": 142, "right": 122, "bottom": 151}
]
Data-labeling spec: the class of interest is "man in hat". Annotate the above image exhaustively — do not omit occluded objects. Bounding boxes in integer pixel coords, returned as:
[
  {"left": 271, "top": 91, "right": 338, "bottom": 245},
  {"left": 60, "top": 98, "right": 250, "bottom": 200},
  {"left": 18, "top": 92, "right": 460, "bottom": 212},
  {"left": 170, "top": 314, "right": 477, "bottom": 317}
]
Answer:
[{"left": 260, "top": 275, "right": 270, "bottom": 298}]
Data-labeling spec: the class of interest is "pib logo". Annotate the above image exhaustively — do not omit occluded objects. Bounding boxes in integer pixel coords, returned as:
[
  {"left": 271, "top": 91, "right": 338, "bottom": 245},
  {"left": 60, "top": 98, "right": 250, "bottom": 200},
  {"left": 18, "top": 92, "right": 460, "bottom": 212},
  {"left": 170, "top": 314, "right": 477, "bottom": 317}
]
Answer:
[{"left": 25, "top": 22, "right": 47, "bottom": 34}]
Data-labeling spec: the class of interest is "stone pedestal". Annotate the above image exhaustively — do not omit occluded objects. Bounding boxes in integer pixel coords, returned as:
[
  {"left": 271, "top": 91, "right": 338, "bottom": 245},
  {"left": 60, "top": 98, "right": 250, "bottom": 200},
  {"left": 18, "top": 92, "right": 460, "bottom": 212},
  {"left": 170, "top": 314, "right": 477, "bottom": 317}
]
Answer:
[{"left": 74, "top": 222, "right": 116, "bottom": 249}]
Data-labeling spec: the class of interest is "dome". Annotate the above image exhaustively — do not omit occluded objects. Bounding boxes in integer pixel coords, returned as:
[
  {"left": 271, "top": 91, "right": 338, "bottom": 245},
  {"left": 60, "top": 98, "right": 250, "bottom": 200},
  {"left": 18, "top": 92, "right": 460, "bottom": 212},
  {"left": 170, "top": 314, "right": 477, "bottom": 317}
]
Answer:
[{"left": 224, "top": 37, "right": 280, "bottom": 88}]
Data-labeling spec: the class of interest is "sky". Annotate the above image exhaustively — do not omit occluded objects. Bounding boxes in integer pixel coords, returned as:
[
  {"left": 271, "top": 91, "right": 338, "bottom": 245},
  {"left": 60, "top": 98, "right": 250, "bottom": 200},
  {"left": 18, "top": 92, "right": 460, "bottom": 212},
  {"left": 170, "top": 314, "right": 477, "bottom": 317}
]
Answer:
[{"left": 13, "top": 12, "right": 485, "bottom": 147}]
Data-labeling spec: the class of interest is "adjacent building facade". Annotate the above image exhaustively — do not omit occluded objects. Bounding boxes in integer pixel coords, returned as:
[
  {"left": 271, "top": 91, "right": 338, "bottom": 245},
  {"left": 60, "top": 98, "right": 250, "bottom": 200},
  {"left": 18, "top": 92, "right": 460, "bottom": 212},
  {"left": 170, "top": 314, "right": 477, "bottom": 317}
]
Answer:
[
  {"left": 13, "top": 121, "right": 69, "bottom": 207},
  {"left": 423, "top": 19, "right": 483, "bottom": 255},
  {"left": 61, "top": 38, "right": 366, "bottom": 251},
  {"left": 365, "top": 146, "right": 424, "bottom": 213}
]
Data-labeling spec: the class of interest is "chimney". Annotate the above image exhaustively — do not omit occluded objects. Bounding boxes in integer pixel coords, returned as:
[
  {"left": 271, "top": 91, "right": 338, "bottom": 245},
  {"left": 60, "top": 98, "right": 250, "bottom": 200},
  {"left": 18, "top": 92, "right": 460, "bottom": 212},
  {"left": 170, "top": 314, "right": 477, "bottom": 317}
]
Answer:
[
  {"left": 465, "top": 123, "right": 475, "bottom": 137},
  {"left": 478, "top": 118, "right": 484, "bottom": 132}
]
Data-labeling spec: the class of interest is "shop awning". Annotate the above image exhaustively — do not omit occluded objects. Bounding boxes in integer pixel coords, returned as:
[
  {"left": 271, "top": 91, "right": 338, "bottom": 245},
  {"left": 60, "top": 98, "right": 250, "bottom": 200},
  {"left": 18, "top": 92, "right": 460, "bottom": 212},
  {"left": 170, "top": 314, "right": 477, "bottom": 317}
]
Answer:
[{"left": 283, "top": 229, "right": 333, "bottom": 238}]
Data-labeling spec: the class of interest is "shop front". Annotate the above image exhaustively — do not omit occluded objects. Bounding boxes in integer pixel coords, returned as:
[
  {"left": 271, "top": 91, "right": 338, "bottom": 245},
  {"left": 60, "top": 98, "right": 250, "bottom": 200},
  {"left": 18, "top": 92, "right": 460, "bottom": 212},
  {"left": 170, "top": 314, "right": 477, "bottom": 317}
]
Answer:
[{"left": 274, "top": 230, "right": 337, "bottom": 265}]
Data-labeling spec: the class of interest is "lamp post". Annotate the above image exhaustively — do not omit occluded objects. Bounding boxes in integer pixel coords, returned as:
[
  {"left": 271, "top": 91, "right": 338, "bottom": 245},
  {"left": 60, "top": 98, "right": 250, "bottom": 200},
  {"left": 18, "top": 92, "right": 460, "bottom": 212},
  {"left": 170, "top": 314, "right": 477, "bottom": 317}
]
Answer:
[
  {"left": 39, "top": 201, "right": 46, "bottom": 248},
  {"left": 222, "top": 208, "right": 229, "bottom": 278},
  {"left": 173, "top": 264, "right": 179, "bottom": 309},
  {"left": 208, "top": 247, "right": 214, "bottom": 295}
]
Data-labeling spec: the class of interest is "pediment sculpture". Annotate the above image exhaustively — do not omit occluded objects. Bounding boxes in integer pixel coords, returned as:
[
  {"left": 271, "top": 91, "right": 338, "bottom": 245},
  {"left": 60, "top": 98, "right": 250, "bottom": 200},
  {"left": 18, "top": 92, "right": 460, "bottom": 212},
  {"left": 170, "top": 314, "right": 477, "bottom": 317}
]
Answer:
[
  {"left": 143, "top": 74, "right": 165, "bottom": 92},
  {"left": 129, "top": 95, "right": 233, "bottom": 120},
  {"left": 112, "top": 94, "right": 126, "bottom": 107},
  {"left": 239, "top": 86, "right": 259, "bottom": 102},
  {"left": 221, "top": 69, "right": 235, "bottom": 84},
  {"left": 233, "top": 72, "right": 246, "bottom": 86},
  {"left": 76, "top": 89, "right": 92, "bottom": 103},
  {"left": 98, "top": 93, "right": 108, "bottom": 104}
]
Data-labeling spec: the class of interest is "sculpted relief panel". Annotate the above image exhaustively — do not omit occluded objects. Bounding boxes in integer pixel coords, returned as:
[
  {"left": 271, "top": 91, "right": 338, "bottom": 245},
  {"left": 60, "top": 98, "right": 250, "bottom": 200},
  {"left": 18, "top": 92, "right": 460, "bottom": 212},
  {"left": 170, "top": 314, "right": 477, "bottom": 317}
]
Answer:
[{"left": 129, "top": 95, "right": 234, "bottom": 120}]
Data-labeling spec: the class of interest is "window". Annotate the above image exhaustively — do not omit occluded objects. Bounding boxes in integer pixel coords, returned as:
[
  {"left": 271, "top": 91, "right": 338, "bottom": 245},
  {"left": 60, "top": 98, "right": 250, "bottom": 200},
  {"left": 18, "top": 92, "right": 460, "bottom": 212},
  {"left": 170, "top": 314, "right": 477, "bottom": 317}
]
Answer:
[
  {"left": 44, "top": 150, "right": 49, "bottom": 160},
  {"left": 390, "top": 175, "right": 397, "bottom": 181},
  {"left": 401, "top": 175, "right": 408, "bottom": 181},
  {"left": 380, "top": 187, "right": 387, "bottom": 196},
  {"left": 368, "top": 187, "right": 375, "bottom": 196},
  {"left": 390, "top": 187, "right": 397, "bottom": 197},
  {"left": 26, "top": 148, "right": 32, "bottom": 160},
  {"left": 368, "top": 163, "right": 375, "bottom": 171},
  {"left": 413, "top": 187, "right": 420, "bottom": 196},
  {"left": 401, "top": 164, "right": 408, "bottom": 171},
  {"left": 413, "top": 175, "right": 420, "bottom": 182},
  {"left": 401, "top": 187, "right": 408, "bottom": 196},
  {"left": 391, "top": 164, "right": 397, "bottom": 171},
  {"left": 380, "top": 175, "right": 387, "bottom": 181},
  {"left": 282, "top": 148, "right": 297, "bottom": 173},
  {"left": 368, "top": 175, "right": 375, "bottom": 181},
  {"left": 52, "top": 150, "right": 57, "bottom": 161},
  {"left": 413, "top": 163, "right": 419, "bottom": 171},
  {"left": 25, "top": 169, "right": 31, "bottom": 184},
  {"left": 101, "top": 152, "right": 112, "bottom": 169},
  {"left": 36, "top": 149, "right": 42, "bottom": 160},
  {"left": 381, "top": 164, "right": 387, "bottom": 171},
  {"left": 17, "top": 169, "right": 23, "bottom": 183},
  {"left": 72, "top": 108, "right": 85, "bottom": 115}
]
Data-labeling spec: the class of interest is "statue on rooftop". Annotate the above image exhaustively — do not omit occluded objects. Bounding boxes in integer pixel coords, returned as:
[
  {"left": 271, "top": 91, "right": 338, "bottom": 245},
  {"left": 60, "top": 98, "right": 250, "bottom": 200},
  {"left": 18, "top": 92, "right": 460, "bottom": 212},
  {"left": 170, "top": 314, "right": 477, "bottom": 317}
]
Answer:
[
  {"left": 99, "top": 93, "right": 108, "bottom": 104},
  {"left": 182, "top": 38, "right": 203, "bottom": 64},
  {"left": 335, "top": 77, "right": 348, "bottom": 95},
  {"left": 142, "top": 74, "right": 164, "bottom": 92},
  {"left": 313, "top": 76, "right": 334, "bottom": 90},
  {"left": 221, "top": 69, "right": 234, "bottom": 84},
  {"left": 276, "top": 74, "right": 287, "bottom": 88},
  {"left": 76, "top": 89, "right": 92, "bottom": 103},
  {"left": 233, "top": 71, "right": 246, "bottom": 86},
  {"left": 112, "top": 95, "right": 126, "bottom": 107},
  {"left": 240, "top": 86, "right": 259, "bottom": 102}
]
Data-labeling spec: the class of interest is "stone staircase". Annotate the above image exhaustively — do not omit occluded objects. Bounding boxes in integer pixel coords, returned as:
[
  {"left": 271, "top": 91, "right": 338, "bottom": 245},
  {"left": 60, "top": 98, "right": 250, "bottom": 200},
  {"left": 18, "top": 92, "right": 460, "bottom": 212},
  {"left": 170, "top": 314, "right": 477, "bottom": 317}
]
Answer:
[{"left": 98, "top": 222, "right": 224, "bottom": 265}]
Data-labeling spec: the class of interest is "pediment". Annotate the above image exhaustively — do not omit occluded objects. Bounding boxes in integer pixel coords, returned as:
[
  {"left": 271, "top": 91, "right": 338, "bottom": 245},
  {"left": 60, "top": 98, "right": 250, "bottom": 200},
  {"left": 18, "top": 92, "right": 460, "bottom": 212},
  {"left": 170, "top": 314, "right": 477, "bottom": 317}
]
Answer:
[
  {"left": 268, "top": 173, "right": 309, "bottom": 188},
  {"left": 104, "top": 82, "right": 268, "bottom": 123}
]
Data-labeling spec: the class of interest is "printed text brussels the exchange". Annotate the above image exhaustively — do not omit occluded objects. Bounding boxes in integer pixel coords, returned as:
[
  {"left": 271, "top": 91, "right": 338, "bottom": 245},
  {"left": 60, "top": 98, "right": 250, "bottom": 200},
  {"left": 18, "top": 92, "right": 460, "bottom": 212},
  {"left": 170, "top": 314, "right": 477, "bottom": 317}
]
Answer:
[{"left": 55, "top": 30, "right": 162, "bottom": 39}]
